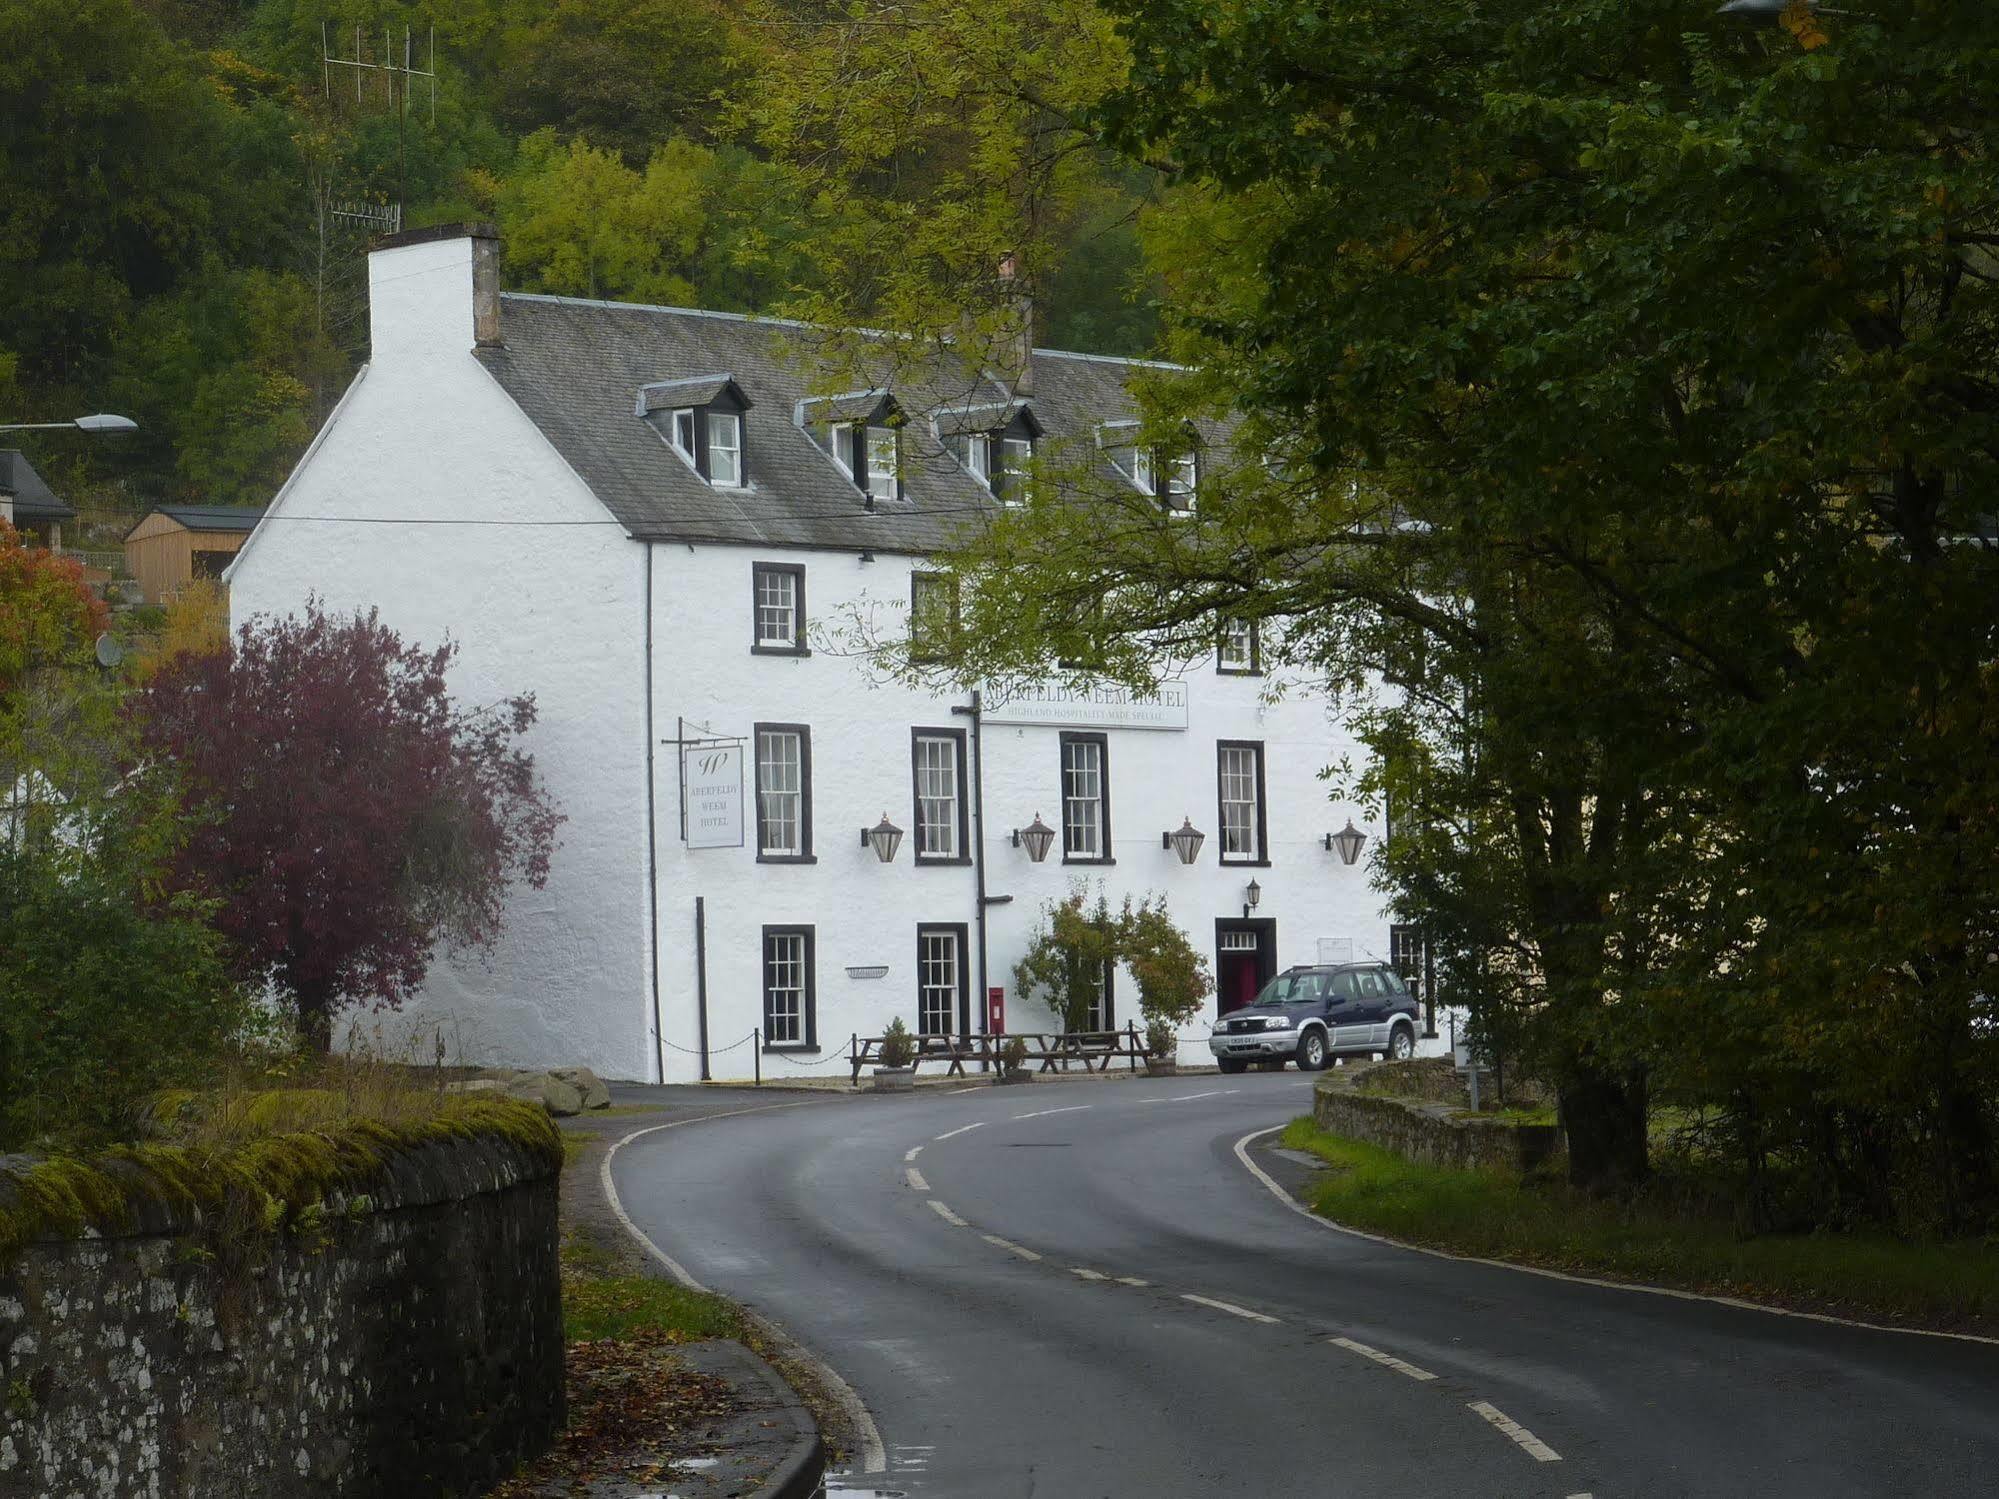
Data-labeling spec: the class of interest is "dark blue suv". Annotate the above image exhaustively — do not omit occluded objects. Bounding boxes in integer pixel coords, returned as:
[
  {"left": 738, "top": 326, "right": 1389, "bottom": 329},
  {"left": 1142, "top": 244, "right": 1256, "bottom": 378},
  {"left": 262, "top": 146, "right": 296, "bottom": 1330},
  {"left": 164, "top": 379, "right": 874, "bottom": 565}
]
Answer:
[{"left": 1205, "top": 962, "right": 1420, "bottom": 1072}]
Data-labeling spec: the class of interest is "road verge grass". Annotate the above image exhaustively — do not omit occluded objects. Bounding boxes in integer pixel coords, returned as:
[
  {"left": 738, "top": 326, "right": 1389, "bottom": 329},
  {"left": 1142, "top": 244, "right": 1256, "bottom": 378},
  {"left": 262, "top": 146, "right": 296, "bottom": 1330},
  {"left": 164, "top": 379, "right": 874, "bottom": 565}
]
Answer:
[{"left": 1279, "top": 1118, "right": 1999, "bottom": 1336}]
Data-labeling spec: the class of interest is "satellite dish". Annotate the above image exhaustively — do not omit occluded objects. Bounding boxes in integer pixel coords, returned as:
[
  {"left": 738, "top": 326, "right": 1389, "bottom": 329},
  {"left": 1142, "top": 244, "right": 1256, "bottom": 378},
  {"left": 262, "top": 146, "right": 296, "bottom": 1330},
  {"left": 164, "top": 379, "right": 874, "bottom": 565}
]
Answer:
[{"left": 95, "top": 633, "right": 125, "bottom": 669}]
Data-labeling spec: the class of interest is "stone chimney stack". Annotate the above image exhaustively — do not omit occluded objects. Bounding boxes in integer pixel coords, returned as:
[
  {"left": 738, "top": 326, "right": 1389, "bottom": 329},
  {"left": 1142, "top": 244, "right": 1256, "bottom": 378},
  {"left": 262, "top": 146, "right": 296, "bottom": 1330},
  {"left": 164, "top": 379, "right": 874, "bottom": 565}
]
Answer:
[
  {"left": 997, "top": 253, "right": 1035, "bottom": 397},
  {"left": 366, "top": 222, "right": 502, "bottom": 367}
]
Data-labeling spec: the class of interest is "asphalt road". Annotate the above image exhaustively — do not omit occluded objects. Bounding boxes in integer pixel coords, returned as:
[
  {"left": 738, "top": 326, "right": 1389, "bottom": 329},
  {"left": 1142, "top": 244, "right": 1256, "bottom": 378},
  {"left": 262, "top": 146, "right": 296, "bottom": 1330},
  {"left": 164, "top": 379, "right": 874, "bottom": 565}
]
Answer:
[{"left": 609, "top": 1073, "right": 1999, "bottom": 1497}]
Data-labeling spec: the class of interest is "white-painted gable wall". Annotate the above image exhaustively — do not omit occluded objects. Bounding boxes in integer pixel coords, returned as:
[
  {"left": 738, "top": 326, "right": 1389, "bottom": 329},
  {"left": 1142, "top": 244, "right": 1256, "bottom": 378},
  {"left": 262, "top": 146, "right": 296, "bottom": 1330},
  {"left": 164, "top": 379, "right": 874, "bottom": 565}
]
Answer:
[{"left": 229, "top": 234, "right": 654, "bottom": 1078}]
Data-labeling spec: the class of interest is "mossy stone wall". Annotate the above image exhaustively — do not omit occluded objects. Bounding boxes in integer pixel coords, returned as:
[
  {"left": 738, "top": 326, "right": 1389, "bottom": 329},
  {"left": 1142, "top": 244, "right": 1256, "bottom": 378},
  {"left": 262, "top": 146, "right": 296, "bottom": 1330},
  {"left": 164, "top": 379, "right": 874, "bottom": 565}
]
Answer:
[
  {"left": 1313, "top": 1074, "right": 1563, "bottom": 1173},
  {"left": 0, "top": 1129, "right": 562, "bottom": 1498}
]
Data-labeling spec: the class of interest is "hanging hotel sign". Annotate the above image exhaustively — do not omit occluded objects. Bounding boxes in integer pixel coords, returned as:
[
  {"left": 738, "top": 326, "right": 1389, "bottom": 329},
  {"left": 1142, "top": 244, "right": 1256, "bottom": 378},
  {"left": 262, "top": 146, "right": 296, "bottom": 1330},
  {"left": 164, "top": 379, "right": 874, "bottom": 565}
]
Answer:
[
  {"left": 681, "top": 742, "right": 745, "bottom": 848},
  {"left": 982, "top": 678, "right": 1189, "bottom": 731}
]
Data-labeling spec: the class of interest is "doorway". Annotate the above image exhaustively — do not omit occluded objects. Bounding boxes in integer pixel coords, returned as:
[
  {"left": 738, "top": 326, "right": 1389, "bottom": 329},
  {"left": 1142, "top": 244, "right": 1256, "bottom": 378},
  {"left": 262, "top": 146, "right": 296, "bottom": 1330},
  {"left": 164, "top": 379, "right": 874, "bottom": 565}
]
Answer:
[{"left": 1213, "top": 918, "right": 1276, "bottom": 1015}]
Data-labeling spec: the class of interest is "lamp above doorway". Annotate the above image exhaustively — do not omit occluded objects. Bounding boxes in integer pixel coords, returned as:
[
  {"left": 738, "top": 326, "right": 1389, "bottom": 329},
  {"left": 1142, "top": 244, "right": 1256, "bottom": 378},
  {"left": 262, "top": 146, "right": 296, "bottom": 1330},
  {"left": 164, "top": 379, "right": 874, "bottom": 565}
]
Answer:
[{"left": 1242, "top": 878, "right": 1261, "bottom": 921}]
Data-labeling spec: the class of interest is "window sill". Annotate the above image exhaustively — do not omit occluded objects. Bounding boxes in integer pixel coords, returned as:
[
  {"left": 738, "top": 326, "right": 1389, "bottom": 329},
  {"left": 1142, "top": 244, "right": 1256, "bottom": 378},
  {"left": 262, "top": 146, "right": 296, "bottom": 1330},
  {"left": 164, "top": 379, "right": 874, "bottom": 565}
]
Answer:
[
  {"left": 1216, "top": 667, "right": 1264, "bottom": 678},
  {"left": 751, "top": 643, "right": 811, "bottom": 657},
  {"left": 1062, "top": 855, "right": 1116, "bottom": 867},
  {"left": 762, "top": 1043, "right": 821, "bottom": 1055},
  {"left": 756, "top": 853, "right": 819, "bottom": 865},
  {"left": 914, "top": 856, "right": 974, "bottom": 868},
  {"left": 1219, "top": 857, "right": 1272, "bottom": 869}
]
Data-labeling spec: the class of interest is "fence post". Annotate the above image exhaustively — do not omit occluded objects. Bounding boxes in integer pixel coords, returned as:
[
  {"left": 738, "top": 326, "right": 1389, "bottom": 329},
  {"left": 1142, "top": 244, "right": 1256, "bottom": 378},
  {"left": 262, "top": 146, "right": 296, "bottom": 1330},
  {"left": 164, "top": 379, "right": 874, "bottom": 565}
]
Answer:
[
  {"left": 754, "top": 1029, "right": 761, "bottom": 1088},
  {"left": 1128, "top": 1021, "right": 1139, "bottom": 1072}
]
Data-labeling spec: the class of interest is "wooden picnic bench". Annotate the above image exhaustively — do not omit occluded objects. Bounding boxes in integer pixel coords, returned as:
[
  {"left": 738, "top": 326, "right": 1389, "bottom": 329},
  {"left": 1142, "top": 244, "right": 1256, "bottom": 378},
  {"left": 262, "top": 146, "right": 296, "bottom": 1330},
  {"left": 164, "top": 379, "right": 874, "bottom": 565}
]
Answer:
[{"left": 847, "top": 1024, "right": 1154, "bottom": 1084}]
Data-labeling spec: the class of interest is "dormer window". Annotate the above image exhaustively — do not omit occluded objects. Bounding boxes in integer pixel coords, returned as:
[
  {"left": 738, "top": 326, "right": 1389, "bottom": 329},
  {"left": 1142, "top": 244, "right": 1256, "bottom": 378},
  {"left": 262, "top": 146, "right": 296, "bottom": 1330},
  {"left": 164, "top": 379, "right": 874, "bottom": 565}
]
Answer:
[
  {"left": 1099, "top": 421, "right": 1198, "bottom": 513},
  {"left": 937, "top": 401, "right": 1040, "bottom": 504},
  {"left": 803, "top": 391, "right": 905, "bottom": 504},
  {"left": 639, "top": 376, "right": 753, "bottom": 488}
]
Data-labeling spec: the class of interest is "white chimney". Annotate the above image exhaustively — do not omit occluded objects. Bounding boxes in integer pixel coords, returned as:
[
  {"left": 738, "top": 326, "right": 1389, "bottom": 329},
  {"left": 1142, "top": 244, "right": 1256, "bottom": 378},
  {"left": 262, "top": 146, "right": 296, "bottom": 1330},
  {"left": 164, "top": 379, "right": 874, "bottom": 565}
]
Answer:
[{"left": 367, "top": 222, "right": 501, "bottom": 366}]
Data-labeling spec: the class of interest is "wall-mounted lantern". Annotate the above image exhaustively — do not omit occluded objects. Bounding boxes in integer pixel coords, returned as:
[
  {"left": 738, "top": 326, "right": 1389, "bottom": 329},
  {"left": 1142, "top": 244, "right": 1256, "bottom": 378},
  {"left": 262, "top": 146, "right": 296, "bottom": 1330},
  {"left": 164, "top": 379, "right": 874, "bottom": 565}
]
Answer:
[
  {"left": 862, "top": 813, "right": 904, "bottom": 863},
  {"left": 1011, "top": 813, "right": 1057, "bottom": 863},
  {"left": 1243, "top": 878, "right": 1262, "bottom": 921},
  {"left": 1161, "top": 817, "right": 1205, "bottom": 865},
  {"left": 1323, "top": 819, "right": 1367, "bottom": 867}
]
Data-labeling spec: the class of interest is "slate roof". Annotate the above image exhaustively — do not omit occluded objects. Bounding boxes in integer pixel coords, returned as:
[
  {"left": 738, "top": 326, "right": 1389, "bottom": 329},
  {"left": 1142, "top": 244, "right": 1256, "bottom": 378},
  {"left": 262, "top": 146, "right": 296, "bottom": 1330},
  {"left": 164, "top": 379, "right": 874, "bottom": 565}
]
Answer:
[
  {"left": 0, "top": 451, "right": 74, "bottom": 521},
  {"left": 476, "top": 293, "right": 1195, "bottom": 554},
  {"left": 126, "top": 504, "right": 267, "bottom": 540}
]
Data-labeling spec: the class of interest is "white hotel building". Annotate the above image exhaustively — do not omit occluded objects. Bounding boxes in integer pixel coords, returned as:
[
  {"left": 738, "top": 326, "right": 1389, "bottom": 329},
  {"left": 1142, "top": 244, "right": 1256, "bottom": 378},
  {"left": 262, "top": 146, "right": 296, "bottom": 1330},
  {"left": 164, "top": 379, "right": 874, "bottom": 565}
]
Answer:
[{"left": 229, "top": 224, "right": 1424, "bottom": 1082}]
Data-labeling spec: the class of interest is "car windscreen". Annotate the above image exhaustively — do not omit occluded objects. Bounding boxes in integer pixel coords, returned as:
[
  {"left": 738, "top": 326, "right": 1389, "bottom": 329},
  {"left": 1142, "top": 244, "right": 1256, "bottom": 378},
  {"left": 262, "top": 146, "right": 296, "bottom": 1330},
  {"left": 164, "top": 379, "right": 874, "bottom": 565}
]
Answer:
[{"left": 1253, "top": 972, "right": 1330, "bottom": 1004}]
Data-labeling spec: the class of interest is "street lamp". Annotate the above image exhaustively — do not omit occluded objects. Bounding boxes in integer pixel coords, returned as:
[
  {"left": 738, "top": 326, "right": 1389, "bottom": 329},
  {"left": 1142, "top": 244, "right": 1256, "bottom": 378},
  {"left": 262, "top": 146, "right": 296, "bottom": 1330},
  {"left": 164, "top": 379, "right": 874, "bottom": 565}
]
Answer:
[
  {"left": 1324, "top": 820, "right": 1368, "bottom": 866},
  {"left": 1243, "top": 878, "right": 1261, "bottom": 920},
  {"left": 0, "top": 413, "right": 139, "bottom": 435},
  {"left": 1161, "top": 818, "right": 1205, "bottom": 865},
  {"left": 1010, "top": 813, "right": 1057, "bottom": 863},
  {"left": 861, "top": 813, "right": 904, "bottom": 863}
]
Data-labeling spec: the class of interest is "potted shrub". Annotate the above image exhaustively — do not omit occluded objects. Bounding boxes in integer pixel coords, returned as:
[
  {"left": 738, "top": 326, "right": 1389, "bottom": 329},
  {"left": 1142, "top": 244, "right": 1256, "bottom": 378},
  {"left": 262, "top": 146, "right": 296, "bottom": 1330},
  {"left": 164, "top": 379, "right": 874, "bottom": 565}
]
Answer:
[
  {"left": 1122, "top": 895, "right": 1213, "bottom": 1078},
  {"left": 998, "top": 1033, "right": 1031, "bottom": 1084},
  {"left": 872, "top": 1016, "right": 917, "bottom": 1092}
]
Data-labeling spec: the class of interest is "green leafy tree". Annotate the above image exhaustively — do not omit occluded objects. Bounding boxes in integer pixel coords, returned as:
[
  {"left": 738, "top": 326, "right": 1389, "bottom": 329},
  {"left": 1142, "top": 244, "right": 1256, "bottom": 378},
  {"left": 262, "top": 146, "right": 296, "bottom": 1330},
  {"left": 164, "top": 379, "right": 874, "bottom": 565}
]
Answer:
[
  {"left": 498, "top": 131, "right": 709, "bottom": 304},
  {"left": 1014, "top": 888, "right": 1122, "bottom": 1033}
]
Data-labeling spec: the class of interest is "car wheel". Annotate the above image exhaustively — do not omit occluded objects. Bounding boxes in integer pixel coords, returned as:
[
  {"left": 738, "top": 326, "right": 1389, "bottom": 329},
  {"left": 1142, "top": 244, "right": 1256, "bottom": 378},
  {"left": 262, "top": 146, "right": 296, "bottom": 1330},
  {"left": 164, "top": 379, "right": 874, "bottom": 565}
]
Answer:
[
  {"left": 1296, "top": 1028, "right": 1328, "bottom": 1072},
  {"left": 1388, "top": 1025, "right": 1415, "bottom": 1062},
  {"left": 1217, "top": 1057, "right": 1249, "bottom": 1075}
]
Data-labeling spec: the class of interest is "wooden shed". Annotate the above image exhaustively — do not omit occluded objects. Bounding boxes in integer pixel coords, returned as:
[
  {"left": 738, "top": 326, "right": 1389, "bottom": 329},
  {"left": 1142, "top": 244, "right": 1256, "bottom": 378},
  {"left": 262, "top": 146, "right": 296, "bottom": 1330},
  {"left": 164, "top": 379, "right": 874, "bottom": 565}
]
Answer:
[{"left": 123, "top": 505, "right": 266, "bottom": 604}]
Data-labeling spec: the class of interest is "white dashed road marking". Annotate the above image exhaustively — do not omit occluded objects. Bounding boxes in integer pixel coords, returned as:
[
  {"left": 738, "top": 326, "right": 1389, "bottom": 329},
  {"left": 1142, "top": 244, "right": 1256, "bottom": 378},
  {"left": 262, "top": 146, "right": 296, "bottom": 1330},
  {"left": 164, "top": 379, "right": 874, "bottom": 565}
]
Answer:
[
  {"left": 981, "top": 1234, "right": 1043, "bottom": 1262},
  {"left": 1011, "top": 1105, "right": 1093, "bottom": 1121},
  {"left": 928, "top": 1200, "right": 968, "bottom": 1227},
  {"left": 905, "top": 1167, "right": 930, "bottom": 1192},
  {"left": 1116, "top": 1275, "right": 1149, "bottom": 1287},
  {"left": 1070, "top": 1267, "right": 1107, "bottom": 1281},
  {"left": 934, "top": 1121, "right": 987, "bottom": 1141},
  {"left": 904, "top": 1145, "right": 923, "bottom": 1162},
  {"left": 1180, "top": 1294, "right": 1281, "bottom": 1325},
  {"left": 1329, "top": 1336, "right": 1437, "bottom": 1382},
  {"left": 1469, "top": 1401, "right": 1562, "bottom": 1462}
]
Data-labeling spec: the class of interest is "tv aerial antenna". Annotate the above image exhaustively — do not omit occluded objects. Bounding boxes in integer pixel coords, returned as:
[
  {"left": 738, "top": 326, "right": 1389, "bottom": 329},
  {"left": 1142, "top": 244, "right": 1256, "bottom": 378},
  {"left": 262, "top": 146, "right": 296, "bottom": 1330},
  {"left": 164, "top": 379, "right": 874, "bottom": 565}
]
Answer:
[{"left": 321, "top": 22, "right": 438, "bottom": 232}]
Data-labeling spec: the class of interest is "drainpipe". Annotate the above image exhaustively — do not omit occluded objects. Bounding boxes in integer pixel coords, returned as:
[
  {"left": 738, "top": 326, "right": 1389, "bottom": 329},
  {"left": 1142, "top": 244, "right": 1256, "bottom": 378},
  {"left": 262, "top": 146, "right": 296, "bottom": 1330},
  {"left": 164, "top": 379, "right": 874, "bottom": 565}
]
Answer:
[
  {"left": 643, "top": 541, "right": 665, "bottom": 1083},
  {"left": 695, "top": 895, "right": 711, "bottom": 1081},
  {"left": 952, "top": 691, "right": 994, "bottom": 1047}
]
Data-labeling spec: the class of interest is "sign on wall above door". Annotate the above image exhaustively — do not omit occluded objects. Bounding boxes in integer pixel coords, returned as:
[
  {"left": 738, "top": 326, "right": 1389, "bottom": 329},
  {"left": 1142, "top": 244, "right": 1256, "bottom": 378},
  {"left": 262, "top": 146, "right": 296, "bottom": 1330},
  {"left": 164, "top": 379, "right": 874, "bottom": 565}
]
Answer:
[{"left": 981, "top": 678, "right": 1189, "bottom": 731}]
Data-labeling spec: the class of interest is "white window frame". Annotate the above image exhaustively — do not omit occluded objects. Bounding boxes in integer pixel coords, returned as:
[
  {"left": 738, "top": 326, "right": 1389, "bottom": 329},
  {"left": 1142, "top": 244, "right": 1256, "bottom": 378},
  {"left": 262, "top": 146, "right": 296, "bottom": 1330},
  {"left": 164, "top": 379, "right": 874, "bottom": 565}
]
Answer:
[
  {"left": 1131, "top": 447, "right": 1155, "bottom": 495},
  {"left": 755, "top": 725, "right": 810, "bottom": 860},
  {"left": 966, "top": 434, "right": 991, "bottom": 485},
  {"left": 1060, "top": 733, "right": 1109, "bottom": 863},
  {"left": 1218, "top": 741, "right": 1265, "bottom": 863},
  {"left": 762, "top": 927, "right": 813, "bottom": 1046},
  {"left": 1164, "top": 451, "right": 1198, "bottom": 511},
  {"left": 830, "top": 422, "right": 855, "bottom": 477},
  {"left": 917, "top": 927, "right": 963, "bottom": 1037},
  {"left": 707, "top": 410, "right": 743, "bottom": 487},
  {"left": 997, "top": 436, "right": 1033, "bottom": 503},
  {"left": 753, "top": 563, "right": 803, "bottom": 653},
  {"left": 912, "top": 731, "right": 964, "bottom": 861},
  {"left": 1219, "top": 618, "right": 1258, "bottom": 674},
  {"left": 865, "top": 425, "right": 899, "bottom": 501},
  {"left": 672, "top": 408, "right": 697, "bottom": 459}
]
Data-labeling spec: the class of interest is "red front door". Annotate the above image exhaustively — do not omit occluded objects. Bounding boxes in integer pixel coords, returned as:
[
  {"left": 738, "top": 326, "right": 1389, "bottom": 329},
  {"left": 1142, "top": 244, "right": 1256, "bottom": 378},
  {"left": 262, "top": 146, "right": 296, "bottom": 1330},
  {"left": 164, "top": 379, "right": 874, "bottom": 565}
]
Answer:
[{"left": 1220, "top": 951, "right": 1261, "bottom": 1013}]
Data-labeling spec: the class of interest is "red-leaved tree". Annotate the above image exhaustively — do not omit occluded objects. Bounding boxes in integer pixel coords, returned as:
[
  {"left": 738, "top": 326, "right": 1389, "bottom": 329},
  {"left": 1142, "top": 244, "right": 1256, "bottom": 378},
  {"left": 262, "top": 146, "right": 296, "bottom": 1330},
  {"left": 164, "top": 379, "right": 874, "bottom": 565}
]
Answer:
[{"left": 132, "top": 603, "right": 563, "bottom": 1050}]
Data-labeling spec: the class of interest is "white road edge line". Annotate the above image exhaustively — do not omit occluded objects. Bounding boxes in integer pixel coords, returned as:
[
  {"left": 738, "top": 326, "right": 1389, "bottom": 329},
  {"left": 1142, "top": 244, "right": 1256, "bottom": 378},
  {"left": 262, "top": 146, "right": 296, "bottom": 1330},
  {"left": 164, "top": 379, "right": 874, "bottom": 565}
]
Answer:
[
  {"left": 903, "top": 1145, "right": 923, "bottom": 1162},
  {"left": 1230, "top": 1124, "right": 1999, "bottom": 1349},
  {"left": 934, "top": 1121, "right": 987, "bottom": 1141},
  {"left": 1181, "top": 1293, "right": 1281, "bottom": 1325},
  {"left": 1012, "top": 1105, "right": 1093, "bottom": 1121},
  {"left": 928, "top": 1200, "right": 969, "bottom": 1227},
  {"left": 905, "top": 1167, "right": 930, "bottom": 1192},
  {"left": 599, "top": 1102, "right": 888, "bottom": 1475},
  {"left": 1329, "top": 1335, "right": 1437, "bottom": 1382},
  {"left": 981, "top": 1234, "right": 1042, "bottom": 1261},
  {"left": 1468, "top": 1400, "right": 1562, "bottom": 1463}
]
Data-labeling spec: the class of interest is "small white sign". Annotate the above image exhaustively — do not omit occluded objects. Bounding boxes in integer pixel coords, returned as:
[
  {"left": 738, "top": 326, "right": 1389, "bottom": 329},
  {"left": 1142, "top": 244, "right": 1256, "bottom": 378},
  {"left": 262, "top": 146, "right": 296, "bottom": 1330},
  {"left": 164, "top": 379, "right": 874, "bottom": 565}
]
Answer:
[
  {"left": 982, "top": 678, "right": 1189, "bottom": 731},
  {"left": 1316, "top": 937, "right": 1354, "bottom": 965},
  {"left": 683, "top": 743, "right": 744, "bottom": 848}
]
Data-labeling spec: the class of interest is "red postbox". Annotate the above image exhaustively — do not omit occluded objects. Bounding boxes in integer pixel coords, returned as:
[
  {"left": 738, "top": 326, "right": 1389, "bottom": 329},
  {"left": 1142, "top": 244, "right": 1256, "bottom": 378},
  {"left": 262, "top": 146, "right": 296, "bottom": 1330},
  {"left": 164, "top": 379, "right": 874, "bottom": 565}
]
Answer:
[{"left": 987, "top": 986, "right": 1005, "bottom": 1035}]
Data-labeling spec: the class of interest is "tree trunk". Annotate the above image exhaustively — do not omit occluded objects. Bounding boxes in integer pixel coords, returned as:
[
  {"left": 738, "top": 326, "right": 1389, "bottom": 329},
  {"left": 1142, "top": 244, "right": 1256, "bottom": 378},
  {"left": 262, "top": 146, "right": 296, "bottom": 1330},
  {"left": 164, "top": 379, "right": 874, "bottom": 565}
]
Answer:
[
  {"left": 1559, "top": 1068, "right": 1649, "bottom": 1193},
  {"left": 295, "top": 981, "right": 335, "bottom": 1055}
]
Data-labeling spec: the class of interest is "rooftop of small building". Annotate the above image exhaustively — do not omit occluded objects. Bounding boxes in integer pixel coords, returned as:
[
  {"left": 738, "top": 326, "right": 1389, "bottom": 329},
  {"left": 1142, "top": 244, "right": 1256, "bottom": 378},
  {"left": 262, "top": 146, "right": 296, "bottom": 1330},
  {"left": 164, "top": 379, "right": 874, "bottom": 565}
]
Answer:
[
  {"left": 0, "top": 450, "right": 74, "bottom": 521},
  {"left": 128, "top": 504, "right": 268, "bottom": 539}
]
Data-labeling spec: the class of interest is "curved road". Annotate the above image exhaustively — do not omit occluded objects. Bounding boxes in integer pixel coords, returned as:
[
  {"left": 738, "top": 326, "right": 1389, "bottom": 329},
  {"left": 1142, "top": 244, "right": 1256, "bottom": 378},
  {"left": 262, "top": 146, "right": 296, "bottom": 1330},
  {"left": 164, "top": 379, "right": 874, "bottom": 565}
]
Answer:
[{"left": 610, "top": 1075, "right": 1998, "bottom": 1497}]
